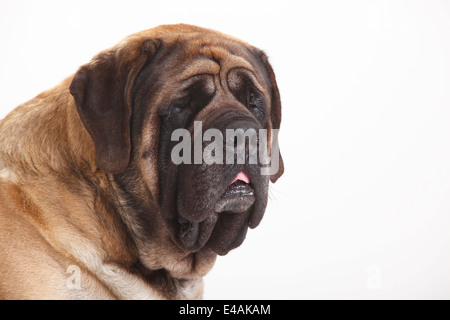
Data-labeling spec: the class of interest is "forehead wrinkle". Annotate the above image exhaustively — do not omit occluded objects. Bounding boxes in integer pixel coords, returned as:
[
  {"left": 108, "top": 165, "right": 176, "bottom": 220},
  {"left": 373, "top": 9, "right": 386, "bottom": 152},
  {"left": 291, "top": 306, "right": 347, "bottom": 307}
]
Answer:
[
  {"left": 178, "top": 58, "right": 221, "bottom": 81},
  {"left": 203, "top": 45, "right": 256, "bottom": 73},
  {"left": 222, "top": 54, "right": 254, "bottom": 72}
]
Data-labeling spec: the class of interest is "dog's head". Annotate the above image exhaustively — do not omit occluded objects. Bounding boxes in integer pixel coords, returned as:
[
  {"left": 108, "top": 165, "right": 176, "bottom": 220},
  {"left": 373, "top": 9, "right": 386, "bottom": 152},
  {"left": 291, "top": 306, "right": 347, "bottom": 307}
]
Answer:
[{"left": 70, "top": 24, "right": 283, "bottom": 278}]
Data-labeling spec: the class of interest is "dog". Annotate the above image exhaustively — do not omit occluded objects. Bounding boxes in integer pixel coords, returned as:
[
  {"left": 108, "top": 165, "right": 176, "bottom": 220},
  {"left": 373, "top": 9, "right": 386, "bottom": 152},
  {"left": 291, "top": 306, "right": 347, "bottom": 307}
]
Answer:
[{"left": 0, "top": 24, "right": 283, "bottom": 299}]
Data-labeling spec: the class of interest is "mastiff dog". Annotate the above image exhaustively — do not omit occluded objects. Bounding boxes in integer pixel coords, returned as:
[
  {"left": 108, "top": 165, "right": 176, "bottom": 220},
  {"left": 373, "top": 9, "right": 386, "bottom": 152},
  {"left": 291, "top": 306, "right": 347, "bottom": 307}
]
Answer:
[{"left": 0, "top": 24, "right": 283, "bottom": 299}]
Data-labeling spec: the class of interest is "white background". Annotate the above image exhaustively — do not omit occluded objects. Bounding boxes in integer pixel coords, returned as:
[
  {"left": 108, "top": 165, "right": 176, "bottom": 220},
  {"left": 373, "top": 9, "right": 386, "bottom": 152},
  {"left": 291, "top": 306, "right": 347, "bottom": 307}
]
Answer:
[{"left": 1, "top": 0, "right": 450, "bottom": 299}]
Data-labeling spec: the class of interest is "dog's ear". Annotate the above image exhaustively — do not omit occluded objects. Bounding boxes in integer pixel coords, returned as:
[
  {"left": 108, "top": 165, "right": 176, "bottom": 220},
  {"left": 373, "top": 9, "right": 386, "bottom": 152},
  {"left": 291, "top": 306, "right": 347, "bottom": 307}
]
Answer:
[
  {"left": 258, "top": 51, "right": 284, "bottom": 183},
  {"left": 70, "top": 39, "right": 160, "bottom": 174}
]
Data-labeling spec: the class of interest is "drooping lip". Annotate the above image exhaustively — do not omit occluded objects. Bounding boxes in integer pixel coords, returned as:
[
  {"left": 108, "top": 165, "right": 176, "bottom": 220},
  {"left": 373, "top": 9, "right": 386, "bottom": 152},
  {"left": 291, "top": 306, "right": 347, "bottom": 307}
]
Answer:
[
  {"left": 176, "top": 171, "right": 255, "bottom": 251},
  {"left": 172, "top": 167, "right": 269, "bottom": 254}
]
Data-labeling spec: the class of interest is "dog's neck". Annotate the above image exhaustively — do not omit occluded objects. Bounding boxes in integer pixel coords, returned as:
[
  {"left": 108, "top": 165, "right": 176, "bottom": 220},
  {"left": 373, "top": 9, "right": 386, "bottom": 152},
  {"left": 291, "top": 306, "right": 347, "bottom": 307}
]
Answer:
[{"left": 0, "top": 77, "right": 96, "bottom": 181}]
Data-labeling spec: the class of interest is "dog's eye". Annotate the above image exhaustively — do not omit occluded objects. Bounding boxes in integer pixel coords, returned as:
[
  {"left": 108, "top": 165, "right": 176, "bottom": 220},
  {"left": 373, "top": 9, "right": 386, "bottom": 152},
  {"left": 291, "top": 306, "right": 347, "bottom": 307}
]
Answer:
[
  {"left": 245, "top": 90, "right": 266, "bottom": 123},
  {"left": 171, "top": 97, "right": 190, "bottom": 113},
  {"left": 248, "top": 92, "right": 263, "bottom": 110}
]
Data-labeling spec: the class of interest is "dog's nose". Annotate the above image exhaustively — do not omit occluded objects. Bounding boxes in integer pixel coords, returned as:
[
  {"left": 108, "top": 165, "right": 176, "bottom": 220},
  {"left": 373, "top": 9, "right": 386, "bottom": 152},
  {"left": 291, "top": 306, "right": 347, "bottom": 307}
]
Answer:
[
  {"left": 204, "top": 106, "right": 262, "bottom": 165},
  {"left": 223, "top": 119, "right": 260, "bottom": 165}
]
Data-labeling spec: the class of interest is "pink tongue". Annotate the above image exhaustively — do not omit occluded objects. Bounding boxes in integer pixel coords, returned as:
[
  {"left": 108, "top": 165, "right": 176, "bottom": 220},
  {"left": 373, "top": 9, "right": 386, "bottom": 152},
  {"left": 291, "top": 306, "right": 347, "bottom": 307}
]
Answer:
[{"left": 231, "top": 171, "right": 250, "bottom": 184}]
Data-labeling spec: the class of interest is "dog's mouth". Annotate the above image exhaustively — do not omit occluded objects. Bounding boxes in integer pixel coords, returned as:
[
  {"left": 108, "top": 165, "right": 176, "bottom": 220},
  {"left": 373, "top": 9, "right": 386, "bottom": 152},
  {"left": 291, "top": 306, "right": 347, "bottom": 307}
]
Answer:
[
  {"left": 214, "top": 172, "right": 255, "bottom": 214},
  {"left": 175, "top": 171, "right": 257, "bottom": 254}
]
